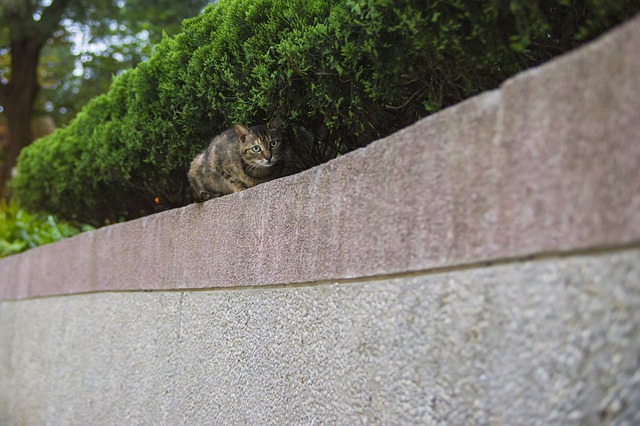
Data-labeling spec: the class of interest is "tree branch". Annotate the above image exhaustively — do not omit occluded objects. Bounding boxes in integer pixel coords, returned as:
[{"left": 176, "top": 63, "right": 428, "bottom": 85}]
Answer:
[{"left": 0, "top": 81, "right": 6, "bottom": 104}]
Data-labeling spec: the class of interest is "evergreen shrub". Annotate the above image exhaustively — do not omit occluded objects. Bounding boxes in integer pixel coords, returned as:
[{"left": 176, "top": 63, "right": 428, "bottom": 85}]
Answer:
[{"left": 12, "top": 0, "right": 639, "bottom": 226}]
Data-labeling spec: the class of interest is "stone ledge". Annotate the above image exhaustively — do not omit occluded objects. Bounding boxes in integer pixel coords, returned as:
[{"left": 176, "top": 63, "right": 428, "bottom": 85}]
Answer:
[
  {"left": 1, "top": 15, "right": 639, "bottom": 300},
  {"left": 1, "top": 251, "right": 639, "bottom": 424}
]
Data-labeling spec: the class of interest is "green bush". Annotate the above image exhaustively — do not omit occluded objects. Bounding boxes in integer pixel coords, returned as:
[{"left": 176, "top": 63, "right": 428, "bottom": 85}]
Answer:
[
  {"left": 0, "top": 199, "right": 92, "bottom": 258},
  {"left": 12, "top": 0, "right": 639, "bottom": 226}
]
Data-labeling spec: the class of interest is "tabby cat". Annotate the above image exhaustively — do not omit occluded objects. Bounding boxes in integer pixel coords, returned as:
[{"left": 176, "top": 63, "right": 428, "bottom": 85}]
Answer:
[{"left": 188, "top": 121, "right": 287, "bottom": 202}]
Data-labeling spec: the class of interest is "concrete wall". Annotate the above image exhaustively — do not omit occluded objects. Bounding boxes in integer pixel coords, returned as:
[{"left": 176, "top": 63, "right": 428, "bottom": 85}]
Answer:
[{"left": 1, "top": 15, "right": 639, "bottom": 425}]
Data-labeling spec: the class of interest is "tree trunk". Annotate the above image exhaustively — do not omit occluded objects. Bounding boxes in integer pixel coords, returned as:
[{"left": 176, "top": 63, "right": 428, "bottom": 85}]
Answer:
[
  {"left": 0, "top": 38, "right": 42, "bottom": 199},
  {"left": 0, "top": 0, "right": 72, "bottom": 199}
]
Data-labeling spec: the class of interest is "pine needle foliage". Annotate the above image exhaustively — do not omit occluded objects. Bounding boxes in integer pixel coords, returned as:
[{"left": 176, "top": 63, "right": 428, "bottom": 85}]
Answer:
[{"left": 12, "top": 0, "right": 639, "bottom": 226}]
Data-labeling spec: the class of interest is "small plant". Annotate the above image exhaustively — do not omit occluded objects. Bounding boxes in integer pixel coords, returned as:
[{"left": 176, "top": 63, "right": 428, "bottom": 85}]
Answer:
[{"left": 0, "top": 199, "right": 92, "bottom": 258}]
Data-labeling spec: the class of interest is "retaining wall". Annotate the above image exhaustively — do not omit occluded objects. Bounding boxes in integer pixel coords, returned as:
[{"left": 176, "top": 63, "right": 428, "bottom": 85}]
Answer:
[{"left": 1, "top": 15, "right": 640, "bottom": 425}]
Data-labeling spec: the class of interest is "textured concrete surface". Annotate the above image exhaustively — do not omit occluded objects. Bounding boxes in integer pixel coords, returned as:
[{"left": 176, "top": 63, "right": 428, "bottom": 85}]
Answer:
[
  {"left": 1, "top": 15, "right": 640, "bottom": 299},
  {"left": 1, "top": 250, "right": 639, "bottom": 425}
]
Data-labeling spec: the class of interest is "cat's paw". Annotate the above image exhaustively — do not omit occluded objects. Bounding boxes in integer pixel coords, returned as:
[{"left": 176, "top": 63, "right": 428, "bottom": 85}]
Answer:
[{"left": 196, "top": 191, "right": 211, "bottom": 202}]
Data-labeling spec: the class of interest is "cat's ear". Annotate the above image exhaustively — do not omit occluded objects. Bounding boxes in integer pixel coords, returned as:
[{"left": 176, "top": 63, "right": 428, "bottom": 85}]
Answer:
[
  {"left": 234, "top": 124, "right": 252, "bottom": 142},
  {"left": 267, "top": 118, "right": 283, "bottom": 132}
]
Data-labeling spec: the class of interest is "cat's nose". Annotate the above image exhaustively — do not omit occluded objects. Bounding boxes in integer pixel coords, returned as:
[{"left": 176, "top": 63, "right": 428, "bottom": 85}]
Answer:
[{"left": 263, "top": 151, "right": 272, "bottom": 161}]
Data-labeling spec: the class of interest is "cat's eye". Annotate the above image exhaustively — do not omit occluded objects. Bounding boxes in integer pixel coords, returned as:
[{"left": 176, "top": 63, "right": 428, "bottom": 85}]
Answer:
[
  {"left": 269, "top": 140, "right": 280, "bottom": 148},
  {"left": 251, "top": 145, "right": 261, "bottom": 153}
]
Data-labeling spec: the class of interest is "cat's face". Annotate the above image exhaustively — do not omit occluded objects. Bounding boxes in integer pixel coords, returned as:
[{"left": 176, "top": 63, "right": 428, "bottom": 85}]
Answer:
[{"left": 235, "top": 124, "right": 286, "bottom": 168}]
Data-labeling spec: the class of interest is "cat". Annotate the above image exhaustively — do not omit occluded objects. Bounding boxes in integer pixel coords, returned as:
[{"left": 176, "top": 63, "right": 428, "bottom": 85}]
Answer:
[{"left": 188, "top": 120, "right": 288, "bottom": 202}]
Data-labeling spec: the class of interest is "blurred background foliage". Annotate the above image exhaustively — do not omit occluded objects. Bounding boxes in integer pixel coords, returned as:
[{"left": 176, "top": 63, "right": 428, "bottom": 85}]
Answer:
[
  {"left": 0, "top": 0, "right": 212, "bottom": 126},
  {"left": 8, "top": 0, "right": 640, "bottom": 228},
  {"left": 0, "top": 199, "right": 92, "bottom": 257}
]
